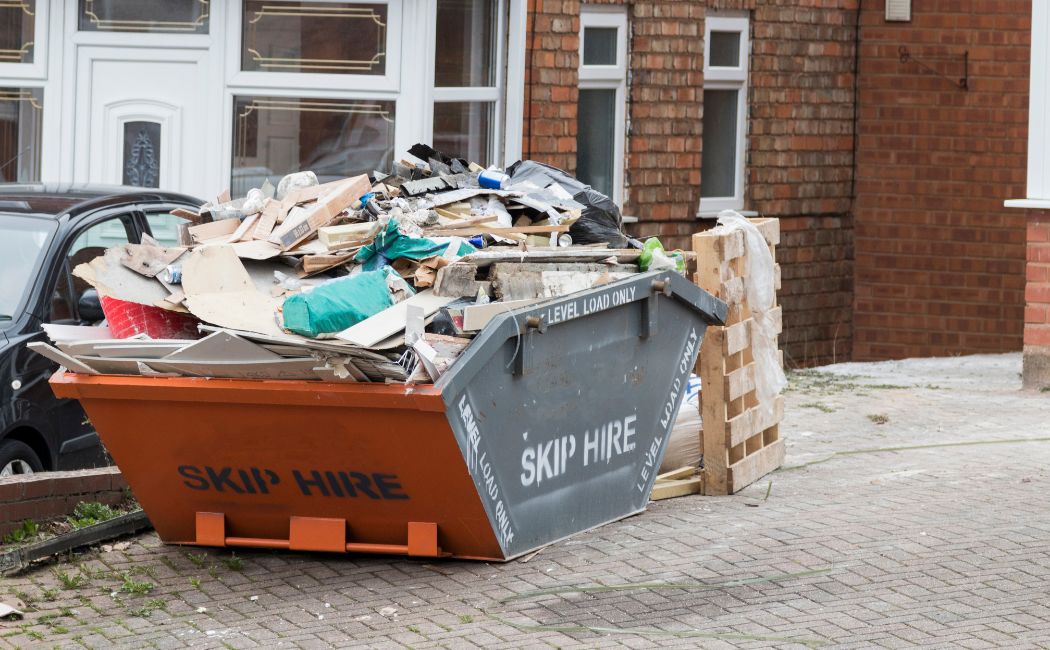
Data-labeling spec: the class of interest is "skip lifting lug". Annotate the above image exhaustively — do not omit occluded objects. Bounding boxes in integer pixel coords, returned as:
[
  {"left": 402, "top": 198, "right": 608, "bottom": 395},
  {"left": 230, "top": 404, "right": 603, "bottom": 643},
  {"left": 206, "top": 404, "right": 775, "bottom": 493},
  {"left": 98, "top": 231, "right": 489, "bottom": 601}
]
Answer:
[{"left": 642, "top": 278, "right": 670, "bottom": 339}]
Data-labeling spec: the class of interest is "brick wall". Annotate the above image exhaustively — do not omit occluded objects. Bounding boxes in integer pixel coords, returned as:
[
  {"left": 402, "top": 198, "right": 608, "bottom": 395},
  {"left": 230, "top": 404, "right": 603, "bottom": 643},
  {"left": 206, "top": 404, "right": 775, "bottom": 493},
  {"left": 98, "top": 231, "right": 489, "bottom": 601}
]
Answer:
[
  {"left": 1024, "top": 215, "right": 1050, "bottom": 387},
  {"left": 852, "top": 2, "right": 1030, "bottom": 360},
  {"left": 0, "top": 468, "right": 128, "bottom": 538},
  {"left": 523, "top": 0, "right": 858, "bottom": 366}
]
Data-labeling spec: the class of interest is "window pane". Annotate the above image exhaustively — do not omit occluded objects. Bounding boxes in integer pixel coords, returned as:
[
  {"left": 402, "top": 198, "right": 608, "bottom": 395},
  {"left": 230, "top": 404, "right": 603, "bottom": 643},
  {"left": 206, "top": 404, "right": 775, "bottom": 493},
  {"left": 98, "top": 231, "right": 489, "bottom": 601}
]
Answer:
[
  {"left": 123, "top": 121, "right": 161, "bottom": 188},
  {"left": 0, "top": 0, "right": 35, "bottom": 63},
  {"left": 700, "top": 89, "right": 739, "bottom": 198},
  {"left": 583, "top": 27, "right": 617, "bottom": 66},
  {"left": 79, "top": 0, "right": 209, "bottom": 34},
  {"left": 709, "top": 31, "right": 740, "bottom": 67},
  {"left": 242, "top": 1, "right": 387, "bottom": 75},
  {"left": 576, "top": 88, "right": 616, "bottom": 198},
  {"left": 0, "top": 88, "right": 42, "bottom": 183},
  {"left": 145, "top": 212, "right": 182, "bottom": 247},
  {"left": 435, "top": 0, "right": 496, "bottom": 87},
  {"left": 232, "top": 96, "right": 395, "bottom": 195},
  {"left": 433, "top": 101, "right": 492, "bottom": 163}
]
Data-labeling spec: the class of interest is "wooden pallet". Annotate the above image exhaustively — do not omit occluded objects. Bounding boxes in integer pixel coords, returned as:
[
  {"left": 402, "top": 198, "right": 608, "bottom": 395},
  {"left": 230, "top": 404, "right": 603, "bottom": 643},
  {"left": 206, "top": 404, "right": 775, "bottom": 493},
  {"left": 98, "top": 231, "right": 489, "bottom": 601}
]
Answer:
[{"left": 693, "top": 218, "right": 785, "bottom": 495}]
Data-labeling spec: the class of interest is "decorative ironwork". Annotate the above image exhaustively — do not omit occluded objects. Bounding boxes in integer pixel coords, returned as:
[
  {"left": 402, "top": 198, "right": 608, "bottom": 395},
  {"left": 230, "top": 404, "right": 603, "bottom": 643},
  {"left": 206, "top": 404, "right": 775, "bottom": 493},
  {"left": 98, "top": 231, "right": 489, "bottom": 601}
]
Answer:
[
  {"left": 243, "top": 2, "right": 387, "bottom": 74},
  {"left": 898, "top": 46, "right": 969, "bottom": 91},
  {"left": 81, "top": 0, "right": 209, "bottom": 33},
  {"left": 123, "top": 122, "right": 160, "bottom": 188},
  {"left": 0, "top": 1, "right": 35, "bottom": 63}
]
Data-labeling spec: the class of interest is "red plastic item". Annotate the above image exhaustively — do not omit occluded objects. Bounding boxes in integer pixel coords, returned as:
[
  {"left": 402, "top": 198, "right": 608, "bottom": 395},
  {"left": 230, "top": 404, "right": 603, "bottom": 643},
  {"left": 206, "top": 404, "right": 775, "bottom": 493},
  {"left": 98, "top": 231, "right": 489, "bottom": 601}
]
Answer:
[{"left": 100, "top": 296, "right": 200, "bottom": 339}]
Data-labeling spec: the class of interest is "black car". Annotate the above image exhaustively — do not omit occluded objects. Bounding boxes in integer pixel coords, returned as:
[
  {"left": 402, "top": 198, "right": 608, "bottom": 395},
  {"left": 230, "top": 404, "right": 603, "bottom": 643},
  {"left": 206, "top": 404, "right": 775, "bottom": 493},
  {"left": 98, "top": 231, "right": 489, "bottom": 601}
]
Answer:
[{"left": 0, "top": 184, "right": 201, "bottom": 476}]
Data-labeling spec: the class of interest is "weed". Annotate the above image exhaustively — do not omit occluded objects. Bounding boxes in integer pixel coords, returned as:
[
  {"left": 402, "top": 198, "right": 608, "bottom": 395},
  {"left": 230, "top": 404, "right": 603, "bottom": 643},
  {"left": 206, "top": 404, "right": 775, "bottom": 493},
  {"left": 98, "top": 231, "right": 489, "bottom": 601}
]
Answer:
[
  {"left": 53, "top": 625, "right": 70, "bottom": 634},
  {"left": 12, "top": 589, "right": 35, "bottom": 605},
  {"left": 787, "top": 369, "right": 908, "bottom": 396},
  {"left": 458, "top": 614, "right": 473, "bottom": 624},
  {"left": 58, "top": 607, "right": 74, "bottom": 618},
  {"left": 867, "top": 414, "right": 890, "bottom": 425},
  {"left": 207, "top": 565, "right": 219, "bottom": 579},
  {"left": 1041, "top": 386, "right": 1050, "bottom": 393},
  {"left": 185, "top": 552, "right": 208, "bottom": 568},
  {"left": 119, "top": 573, "right": 153, "bottom": 595},
  {"left": 189, "top": 576, "right": 201, "bottom": 589},
  {"left": 54, "top": 569, "right": 87, "bottom": 590},
  {"left": 3, "top": 520, "right": 39, "bottom": 545},
  {"left": 27, "top": 630, "right": 44, "bottom": 641},
  {"left": 128, "top": 598, "right": 165, "bottom": 618},
  {"left": 221, "top": 554, "right": 244, "bottom": 571},
  {"left": 67, "top": 502, "right": 118, "bottom": 530},
  {"left": 407, "top": 625, "right": 421, "bottom": 634},
  {"left": 41, "top": 588, "right": 59, "bottom": 601},
  {"left": 799, "top": 402, "right": 834, "bottom": 413},
  {"left": 129, "top": 565, "right": 157, "bottom": 580}
]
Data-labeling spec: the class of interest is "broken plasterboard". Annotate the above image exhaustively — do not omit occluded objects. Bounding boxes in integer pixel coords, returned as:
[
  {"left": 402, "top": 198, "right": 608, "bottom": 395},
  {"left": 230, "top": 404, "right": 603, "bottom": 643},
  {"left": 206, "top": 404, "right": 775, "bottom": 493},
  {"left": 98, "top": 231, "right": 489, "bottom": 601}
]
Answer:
[
  {"left": 26, "top": 342, "right": 100, "bottom": 375},
  {"left": 73, "top": 248, "right": 180, "bottom": 310},
  {"left": 164, "top": 330, "right": 282, "bottom": 363},
  {"left": 41, "top": 324, "right": 113, "bottom": 344},
  {"left": 180, "top": 246, "right": 284, "bottom": 337},
  {"left": 147, "top": 358, "right": 321, "bottom": 380},
  {"left": 335, "top": 291, "right": 456, "bottom": 348}
]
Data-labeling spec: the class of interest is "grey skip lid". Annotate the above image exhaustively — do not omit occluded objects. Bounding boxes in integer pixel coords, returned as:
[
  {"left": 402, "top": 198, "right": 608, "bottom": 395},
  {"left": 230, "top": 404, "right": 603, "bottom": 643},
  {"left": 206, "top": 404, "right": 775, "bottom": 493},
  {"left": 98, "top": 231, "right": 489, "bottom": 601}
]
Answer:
[{"left": 436, "top": 271, "right": 727, "bottom": 559}]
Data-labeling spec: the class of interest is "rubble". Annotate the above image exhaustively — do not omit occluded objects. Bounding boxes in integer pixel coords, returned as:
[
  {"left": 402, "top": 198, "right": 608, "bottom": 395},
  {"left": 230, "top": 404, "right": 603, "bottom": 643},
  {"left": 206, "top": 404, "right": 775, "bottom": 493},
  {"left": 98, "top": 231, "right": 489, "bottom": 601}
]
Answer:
[{"left": 35, "top": 144, "right": 691, "bottom": 384}]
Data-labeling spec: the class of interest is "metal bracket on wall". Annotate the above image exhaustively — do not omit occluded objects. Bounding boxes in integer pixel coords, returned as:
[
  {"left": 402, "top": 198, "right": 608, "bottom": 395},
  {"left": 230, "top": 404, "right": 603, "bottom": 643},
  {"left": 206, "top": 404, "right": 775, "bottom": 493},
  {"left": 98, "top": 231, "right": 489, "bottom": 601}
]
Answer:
[{"left": 898, "top": 46, "right": 969, "bottom": 90}]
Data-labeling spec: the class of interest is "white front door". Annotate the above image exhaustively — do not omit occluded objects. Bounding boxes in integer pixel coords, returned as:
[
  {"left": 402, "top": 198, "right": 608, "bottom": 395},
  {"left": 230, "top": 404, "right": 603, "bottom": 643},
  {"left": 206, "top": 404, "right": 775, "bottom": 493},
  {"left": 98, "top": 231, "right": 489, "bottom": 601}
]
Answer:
[{"left": 72, "top": 46, "right": 212, "bottom": 198}]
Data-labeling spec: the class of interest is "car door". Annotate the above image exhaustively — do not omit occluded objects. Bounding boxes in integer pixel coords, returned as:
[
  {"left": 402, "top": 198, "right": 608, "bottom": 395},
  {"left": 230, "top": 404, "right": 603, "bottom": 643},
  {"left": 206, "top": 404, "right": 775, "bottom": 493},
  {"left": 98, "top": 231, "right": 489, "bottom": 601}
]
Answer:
[
  {"left": 21, "top": 208, "right": 140, "bottom": 470},
  {"left": 134, "top": 201, "right": 201, "bottom": 246}
]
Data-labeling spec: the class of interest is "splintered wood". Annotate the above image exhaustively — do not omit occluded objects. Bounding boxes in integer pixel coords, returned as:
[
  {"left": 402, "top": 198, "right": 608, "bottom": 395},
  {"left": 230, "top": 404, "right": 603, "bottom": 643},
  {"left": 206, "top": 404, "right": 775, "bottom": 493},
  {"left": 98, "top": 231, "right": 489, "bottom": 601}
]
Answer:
[{"left": 693, "top": 218, "right": 785, "bottom": 496}]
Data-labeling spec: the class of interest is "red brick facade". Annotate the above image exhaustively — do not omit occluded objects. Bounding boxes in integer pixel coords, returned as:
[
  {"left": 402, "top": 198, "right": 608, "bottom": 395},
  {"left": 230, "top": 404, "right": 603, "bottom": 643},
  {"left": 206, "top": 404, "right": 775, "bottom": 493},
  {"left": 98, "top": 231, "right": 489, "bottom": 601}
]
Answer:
[
  {"left": 522, "top": 0, "right": 1029, "bottom": 366},
  {"left": 852, "top": 2, "right": 1030, "bottom": 360},
  {"left": 1025, "top": 216, "right": 1050, "bottom": 387}
]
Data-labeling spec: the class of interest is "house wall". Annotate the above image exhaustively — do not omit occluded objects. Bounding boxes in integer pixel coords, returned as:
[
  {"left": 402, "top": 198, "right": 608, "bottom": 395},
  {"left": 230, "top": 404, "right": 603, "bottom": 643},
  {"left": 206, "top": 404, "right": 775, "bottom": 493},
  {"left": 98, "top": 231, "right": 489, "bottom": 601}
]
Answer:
[
  {"left": 1024, "top": 215, "right": 1050, "bottom": 387},
  {"left": 522, "top": 0, "right": 857, "bottom": 366},
  {"left": 852, "top": 2, "right": 1030, "bottom": 360}
]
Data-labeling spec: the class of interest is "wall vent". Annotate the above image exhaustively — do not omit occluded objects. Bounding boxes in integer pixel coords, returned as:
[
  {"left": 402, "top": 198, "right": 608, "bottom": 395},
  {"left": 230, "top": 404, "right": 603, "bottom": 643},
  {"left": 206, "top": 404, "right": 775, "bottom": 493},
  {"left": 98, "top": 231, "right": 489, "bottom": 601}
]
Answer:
[{"left": 886, "top": 0, "right": 911, "bottom": 22}]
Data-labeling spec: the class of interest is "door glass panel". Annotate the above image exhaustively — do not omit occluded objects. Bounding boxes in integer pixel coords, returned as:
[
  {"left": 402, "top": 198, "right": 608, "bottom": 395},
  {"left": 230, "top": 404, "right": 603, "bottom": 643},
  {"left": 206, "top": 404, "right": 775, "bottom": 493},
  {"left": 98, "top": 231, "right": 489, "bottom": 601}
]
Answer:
[
  {"left": 0, "top": 0, "right": 35, "bottom": 64},
  {"left": 576, "top": 88, "right": 616, "bottom": 198},
  {"left": 433, "top": 101, "right": 492, "bottom": 163},
  {"left": 435, "top": 0, "right": 495, "bottom": 87},
  {"left": 232, "top": 96, "right": 395, "bottom": 194},
  {"left": 582, "top": 27, "right": 618, "bottom": 66},
  {"left": 122, "top": 121, "right": 161, "bottom": 188},
  {"left": 79, "top": 0, "right": 209, "bottom": 33},
  {"left": 709, "top": 31, "right": 741, "bottom": 67},
  {"left": 145, "top": 212, "right": 183, "bottom": 247},
  {"left": 68, "top": 216, "right": 133, "bottom": 309},
  {"left": 0, "top": 87, "right": 42, "bottom": 183},
  {"left": 241, "top": 1, "right": 387, "bottom": 75},
  {"left": 700, "top": 89, "right": 739, "bottom": 198}
]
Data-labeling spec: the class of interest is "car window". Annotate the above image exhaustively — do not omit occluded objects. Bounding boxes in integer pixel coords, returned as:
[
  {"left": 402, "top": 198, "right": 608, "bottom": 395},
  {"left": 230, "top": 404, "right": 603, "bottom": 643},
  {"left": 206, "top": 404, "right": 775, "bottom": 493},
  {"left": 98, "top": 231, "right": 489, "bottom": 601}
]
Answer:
[
  {"left": 143, "top": 210, "right": 184, "bottom": 246},
  {"left": 0, "top": 215, "right": 56, "bottom": 321},
  {"left": 61, "top": 214, "right": 135, "bottom": 321}
]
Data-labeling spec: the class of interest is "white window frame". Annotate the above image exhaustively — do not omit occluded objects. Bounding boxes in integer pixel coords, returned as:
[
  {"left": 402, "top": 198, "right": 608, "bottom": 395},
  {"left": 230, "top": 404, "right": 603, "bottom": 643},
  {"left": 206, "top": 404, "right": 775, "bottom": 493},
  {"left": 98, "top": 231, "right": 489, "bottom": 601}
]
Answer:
[
  {"left": 699, "top": 13, "right": 749, "bottom": 216},
  {"left": 0, "top": 0, "right": 49, "bottom": 80},
  {"left": 428, "top": 0, "right": 507, "bottom": 165},
  {"left": 1007, "top": 2, "right": 1050, "bottom": 208},
  {"left": 578, "top": 4, "right": 627, "bottom": 206}
]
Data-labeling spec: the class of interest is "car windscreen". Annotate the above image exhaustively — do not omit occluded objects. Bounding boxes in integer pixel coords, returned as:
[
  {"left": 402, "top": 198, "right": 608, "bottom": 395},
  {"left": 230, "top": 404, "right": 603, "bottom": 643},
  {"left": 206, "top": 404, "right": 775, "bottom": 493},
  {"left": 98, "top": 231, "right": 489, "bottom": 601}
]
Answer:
[{"left": 0, "top": 214, "right": 56, "bottom": 321}]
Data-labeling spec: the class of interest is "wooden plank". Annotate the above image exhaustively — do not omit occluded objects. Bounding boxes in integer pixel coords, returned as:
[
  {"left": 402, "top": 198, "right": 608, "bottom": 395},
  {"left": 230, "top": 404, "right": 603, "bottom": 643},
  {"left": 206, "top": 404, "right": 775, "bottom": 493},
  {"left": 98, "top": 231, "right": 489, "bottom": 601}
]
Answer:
[
  {"left": 724, "top": 363, "right": 756, "bottom": 402},
  {"left": 335, "top": 291, "right": 456, "bottom": 348},
  {"left": 728, "top": 438, "right": 784, "bottom": 494},
  {"left": 656, "top": 466, "right": 697, "bottom": 481},
  {"left": 753, "top": 217, "right": 780, "bottom": 247},
  {"left": 188, "top": 218, "right": 239, "bottom": 243},
  {"left": 723, "top": 318, "right": 750, "bottom": 356},
  {"left": 425, "top": 225, "right": 568, "bottom": 237},
  {"left": 650, "top": 477, "right": 704, "bottom": 501},
  {"left": 699, "top": 326, "right": 729, "bottom": 495},
  {"left": 727, "top": 394, "right": 786, "bottom": 448}
]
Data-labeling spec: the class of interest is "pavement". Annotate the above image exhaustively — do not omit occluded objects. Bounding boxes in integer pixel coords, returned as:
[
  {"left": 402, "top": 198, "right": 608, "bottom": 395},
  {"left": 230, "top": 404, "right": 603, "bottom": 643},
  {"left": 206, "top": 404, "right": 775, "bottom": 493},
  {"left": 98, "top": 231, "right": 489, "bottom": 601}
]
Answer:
[{"left": 2, "top": 352, "right": 1049, "bottom": 649}]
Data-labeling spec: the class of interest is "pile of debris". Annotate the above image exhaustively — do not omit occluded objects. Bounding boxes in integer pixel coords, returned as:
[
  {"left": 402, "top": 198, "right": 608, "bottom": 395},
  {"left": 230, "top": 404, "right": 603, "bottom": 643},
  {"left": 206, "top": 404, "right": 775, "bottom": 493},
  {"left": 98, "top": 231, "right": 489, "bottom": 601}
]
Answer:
[{"left": 32, "top": 144, "right": 687, "bottom": 384}]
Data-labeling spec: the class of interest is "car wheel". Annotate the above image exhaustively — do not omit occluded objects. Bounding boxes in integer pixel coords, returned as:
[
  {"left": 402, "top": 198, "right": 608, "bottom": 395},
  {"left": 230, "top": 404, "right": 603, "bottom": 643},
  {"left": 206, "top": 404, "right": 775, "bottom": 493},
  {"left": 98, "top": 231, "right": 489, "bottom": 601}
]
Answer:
[{"left": 0, "top": 440, "right": 43, "bottom": 477}]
